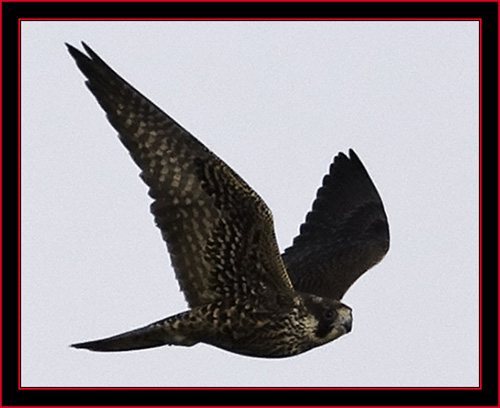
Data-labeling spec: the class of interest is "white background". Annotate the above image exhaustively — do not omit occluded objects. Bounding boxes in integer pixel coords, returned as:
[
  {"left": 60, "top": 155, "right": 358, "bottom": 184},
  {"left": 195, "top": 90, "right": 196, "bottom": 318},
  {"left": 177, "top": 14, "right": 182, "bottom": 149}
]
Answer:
[{"left": 21, "top": 21, "right": 479, "bottom": 387}]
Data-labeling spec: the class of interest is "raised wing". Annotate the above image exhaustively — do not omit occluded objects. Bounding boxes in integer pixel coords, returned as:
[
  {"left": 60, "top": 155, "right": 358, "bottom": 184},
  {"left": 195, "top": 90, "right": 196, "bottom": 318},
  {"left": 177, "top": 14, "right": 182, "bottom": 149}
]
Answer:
[
  {"left": 67, "top": 42, "right": 294, "bottom": 308},
  {"left": 282, "top": 149, "right": 389, "bottom": 300}
]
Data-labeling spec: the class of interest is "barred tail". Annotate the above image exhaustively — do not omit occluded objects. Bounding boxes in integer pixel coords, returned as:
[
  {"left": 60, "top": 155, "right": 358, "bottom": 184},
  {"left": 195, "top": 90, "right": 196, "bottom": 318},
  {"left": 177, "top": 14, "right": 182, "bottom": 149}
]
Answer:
[{"left": 71, "top": 312, "right": 197, "bottom": 352}]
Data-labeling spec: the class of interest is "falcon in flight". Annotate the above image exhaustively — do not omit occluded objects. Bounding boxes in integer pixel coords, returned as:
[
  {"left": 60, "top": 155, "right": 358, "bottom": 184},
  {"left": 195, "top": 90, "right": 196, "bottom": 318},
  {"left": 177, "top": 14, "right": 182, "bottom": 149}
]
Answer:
[{"left": 68, "top": 42, "right": 389, "bottom": 358}]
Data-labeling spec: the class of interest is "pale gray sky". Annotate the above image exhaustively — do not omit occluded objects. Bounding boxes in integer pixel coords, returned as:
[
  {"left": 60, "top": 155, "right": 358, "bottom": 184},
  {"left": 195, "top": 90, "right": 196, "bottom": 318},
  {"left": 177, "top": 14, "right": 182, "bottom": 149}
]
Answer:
[{"left": 21, "top": 20, "right": 479, "bottom": 387}]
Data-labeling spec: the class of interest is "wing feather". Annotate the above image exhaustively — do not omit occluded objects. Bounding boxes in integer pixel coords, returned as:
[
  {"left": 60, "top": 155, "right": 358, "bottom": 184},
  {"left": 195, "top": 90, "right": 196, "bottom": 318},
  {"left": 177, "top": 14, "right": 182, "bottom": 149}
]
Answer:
[
  {"left": 282, "top": 149, "right": 389, "bottom": 300},
  {"left": 67, "top": 42, "right": 294, "bottom": 307}
]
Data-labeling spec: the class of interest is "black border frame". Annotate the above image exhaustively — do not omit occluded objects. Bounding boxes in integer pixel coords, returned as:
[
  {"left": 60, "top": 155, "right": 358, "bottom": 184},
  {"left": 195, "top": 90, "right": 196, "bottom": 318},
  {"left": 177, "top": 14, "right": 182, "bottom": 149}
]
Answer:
[{"left": 9, "top": 1, "right": 496, "bottom": 406}]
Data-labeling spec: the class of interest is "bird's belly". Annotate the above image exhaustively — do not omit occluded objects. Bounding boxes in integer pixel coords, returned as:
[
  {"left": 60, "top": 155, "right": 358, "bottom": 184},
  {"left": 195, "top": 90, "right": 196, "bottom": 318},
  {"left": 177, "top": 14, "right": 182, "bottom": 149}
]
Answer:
[{"left": 201, "top": 315, "right": 316, "bottom": 358}]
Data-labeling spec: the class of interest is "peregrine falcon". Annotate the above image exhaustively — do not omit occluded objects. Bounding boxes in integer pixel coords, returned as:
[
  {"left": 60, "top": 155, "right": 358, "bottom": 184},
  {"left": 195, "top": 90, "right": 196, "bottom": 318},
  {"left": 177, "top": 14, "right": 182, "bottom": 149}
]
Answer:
[{"left": 67, "top": 42, "right": 389, "bottom": 358}]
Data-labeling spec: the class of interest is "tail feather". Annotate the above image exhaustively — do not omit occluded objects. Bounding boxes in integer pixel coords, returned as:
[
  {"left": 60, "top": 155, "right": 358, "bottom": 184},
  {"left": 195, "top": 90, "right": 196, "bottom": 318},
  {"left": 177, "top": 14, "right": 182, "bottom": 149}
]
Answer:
[{"left": 71, "top": 314, "right": 197, "bottom": 352}]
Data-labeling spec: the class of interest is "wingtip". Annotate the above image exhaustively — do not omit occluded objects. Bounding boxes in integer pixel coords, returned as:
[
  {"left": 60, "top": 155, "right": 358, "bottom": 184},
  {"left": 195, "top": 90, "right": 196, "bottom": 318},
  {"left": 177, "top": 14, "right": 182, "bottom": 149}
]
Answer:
[
  {"left": 66, "top": 41, "right": 87, "bottom": 61},
  {"left": 80, "top": 41, "right": 94, "bottom": 56},
  {"left": 65, "top": 41, "right": 96, "bottom": 60},
  {"left": 348, "top": 148, "right": 359, "bottom": 161},
  {"left": 333, "top": 150, "right": 349, "bottom": 163},
  {"left": 65, "top": 42, "right": 77, "bottom": 54},
  {"left": 332, "top": 148, "right": 359, "bottom": 164}
]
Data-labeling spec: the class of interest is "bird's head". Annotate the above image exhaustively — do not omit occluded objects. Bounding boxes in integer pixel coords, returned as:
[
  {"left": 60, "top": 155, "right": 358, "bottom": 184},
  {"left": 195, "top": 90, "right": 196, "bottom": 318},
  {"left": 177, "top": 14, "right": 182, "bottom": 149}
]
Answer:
[{"left": 301, "top": 293, "right": 352, "bottom": 345}]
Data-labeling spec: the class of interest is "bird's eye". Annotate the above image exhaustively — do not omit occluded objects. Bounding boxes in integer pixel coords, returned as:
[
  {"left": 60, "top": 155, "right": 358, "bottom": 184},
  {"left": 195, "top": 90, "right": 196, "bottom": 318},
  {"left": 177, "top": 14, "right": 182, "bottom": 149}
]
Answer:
[{"left": 323, "top": 309, "right": 336, "bottom": 321}]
